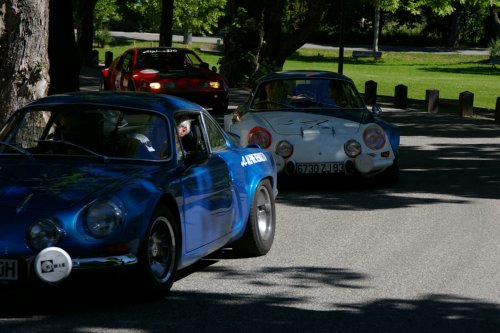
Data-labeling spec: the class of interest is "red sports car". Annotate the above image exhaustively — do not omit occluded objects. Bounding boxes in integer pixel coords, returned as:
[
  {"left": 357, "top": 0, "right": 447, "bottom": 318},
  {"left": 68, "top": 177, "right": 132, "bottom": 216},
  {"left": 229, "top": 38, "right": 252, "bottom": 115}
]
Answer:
[{"left": 101, "top": 47, "right": 229, "bottom": 112}]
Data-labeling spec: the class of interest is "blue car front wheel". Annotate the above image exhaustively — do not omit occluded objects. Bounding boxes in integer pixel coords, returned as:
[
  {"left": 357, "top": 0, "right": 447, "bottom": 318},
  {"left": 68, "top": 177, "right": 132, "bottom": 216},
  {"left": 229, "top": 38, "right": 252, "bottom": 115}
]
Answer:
[{"left": 137, "top": 206, "right": 179, "bottom": 297}]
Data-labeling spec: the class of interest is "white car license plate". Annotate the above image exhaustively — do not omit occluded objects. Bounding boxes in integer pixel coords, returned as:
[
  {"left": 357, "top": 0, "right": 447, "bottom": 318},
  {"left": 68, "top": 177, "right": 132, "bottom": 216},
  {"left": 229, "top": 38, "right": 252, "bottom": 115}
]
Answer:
[
  {"left": 0, "top": 259, "right": 18, "bottom": 280},
  {"left": 296, "top": 162, "right": 345, "bottom": 174}
]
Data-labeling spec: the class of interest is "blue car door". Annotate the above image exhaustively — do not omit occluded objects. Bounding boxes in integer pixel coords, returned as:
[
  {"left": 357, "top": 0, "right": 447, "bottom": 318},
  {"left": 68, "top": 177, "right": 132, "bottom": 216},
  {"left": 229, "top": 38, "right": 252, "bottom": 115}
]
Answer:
[{"left": 178, "top": 114, "right": 235, "bottom": 252}]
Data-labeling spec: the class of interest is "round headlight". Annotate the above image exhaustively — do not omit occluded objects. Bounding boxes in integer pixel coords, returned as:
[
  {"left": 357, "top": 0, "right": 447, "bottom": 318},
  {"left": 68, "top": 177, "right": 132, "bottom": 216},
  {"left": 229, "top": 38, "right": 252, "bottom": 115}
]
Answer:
[
  {"left": 29, "top": 219, "right": 63, "bottom": 251},
  {"left": 363, "top": 124, "right": 386, "bottom": 150},
  {"left": 149, "top": 82, "right": 162, "bottom": 90},
  {"left": 85, "top": 200, "right": 123, "bottom": 238},
  {"left": 344, "top": 139, "right": 362, "bottom": 158},
  {"left": 248, "top": 126, "right": 272, "bottom": 149},
  {"left": 209, "top": 81, "right": 221, "bottom": 89},
  {"left": 276, "top": 140, "right": 293, "bottom": 158}
]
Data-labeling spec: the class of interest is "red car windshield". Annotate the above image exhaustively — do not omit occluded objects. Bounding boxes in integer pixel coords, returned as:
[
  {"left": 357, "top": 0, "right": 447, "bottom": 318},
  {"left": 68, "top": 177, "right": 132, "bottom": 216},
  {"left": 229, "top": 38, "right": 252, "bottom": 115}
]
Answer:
[{"left": 136, "top": 49, "right": 203, "bottom": 70}]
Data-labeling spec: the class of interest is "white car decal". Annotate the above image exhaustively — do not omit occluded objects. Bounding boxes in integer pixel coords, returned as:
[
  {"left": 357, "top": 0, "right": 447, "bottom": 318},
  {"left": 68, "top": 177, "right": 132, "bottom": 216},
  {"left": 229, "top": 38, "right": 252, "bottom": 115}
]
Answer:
[{"left": 241, "top": 153, "right": 268, "bottom": 167}]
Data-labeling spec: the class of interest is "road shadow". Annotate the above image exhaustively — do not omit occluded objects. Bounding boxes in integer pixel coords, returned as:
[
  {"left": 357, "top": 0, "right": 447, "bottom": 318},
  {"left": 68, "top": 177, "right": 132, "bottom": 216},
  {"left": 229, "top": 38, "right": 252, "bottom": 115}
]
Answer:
[{"left": 0, "top": 268, "right": 498, "bottom": 333}]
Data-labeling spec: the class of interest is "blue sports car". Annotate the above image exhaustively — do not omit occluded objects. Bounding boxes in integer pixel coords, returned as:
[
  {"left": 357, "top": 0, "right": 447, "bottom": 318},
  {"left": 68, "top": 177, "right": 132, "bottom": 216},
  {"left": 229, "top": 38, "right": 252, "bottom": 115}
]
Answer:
[{"left": 0, "top": 91, "right": 277, "bottom": 296}]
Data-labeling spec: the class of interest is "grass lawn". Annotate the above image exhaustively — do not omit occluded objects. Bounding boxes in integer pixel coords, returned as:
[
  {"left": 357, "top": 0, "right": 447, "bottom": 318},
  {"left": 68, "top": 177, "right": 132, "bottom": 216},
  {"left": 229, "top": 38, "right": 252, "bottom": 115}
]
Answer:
[
  {"left": 285, "top": 49, "right": 499, "bottom": 110},
  {"left": 96, "top": 40, "right": 499, "bottom": 110}
]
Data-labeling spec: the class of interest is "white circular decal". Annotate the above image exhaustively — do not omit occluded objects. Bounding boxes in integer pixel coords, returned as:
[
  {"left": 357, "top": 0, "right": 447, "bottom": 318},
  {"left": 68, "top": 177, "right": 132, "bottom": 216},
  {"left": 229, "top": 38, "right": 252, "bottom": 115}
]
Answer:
[{"left": 34, "top": 247, "right": 73, "bottom": 284}]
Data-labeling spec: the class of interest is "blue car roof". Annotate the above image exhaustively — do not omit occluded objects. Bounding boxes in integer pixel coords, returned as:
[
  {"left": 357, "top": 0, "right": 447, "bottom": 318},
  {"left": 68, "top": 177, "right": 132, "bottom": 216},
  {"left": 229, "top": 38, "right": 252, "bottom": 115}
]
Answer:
[
  {"left": 256, "top": 70, "right": 354, "bottom": 84},
  {"left": 24, "top": 91, "right": 206, "bottom": 116}
]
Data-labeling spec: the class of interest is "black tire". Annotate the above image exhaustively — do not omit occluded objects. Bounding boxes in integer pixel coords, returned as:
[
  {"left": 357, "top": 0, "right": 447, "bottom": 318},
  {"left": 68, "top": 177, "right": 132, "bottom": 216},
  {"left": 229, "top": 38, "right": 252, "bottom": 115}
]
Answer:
[
  {"left": 137, "top": 206, "right": 179, "bottom": 297},
  {"left": 233, "top": 179, "right": 276, "bottom": 256}
]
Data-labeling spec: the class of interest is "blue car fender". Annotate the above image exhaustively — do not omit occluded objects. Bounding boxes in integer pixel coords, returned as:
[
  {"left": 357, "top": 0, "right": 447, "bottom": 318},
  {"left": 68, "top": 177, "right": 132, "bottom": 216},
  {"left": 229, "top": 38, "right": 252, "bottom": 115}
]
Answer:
[{"left": 226, "top": 147, "right": 277, "bottom": 239}]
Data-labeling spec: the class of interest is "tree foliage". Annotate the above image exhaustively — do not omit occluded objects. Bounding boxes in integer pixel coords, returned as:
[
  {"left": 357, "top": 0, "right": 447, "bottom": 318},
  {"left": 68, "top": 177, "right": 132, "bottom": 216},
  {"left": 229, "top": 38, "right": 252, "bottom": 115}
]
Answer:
[
  {"left": 94, "top": 0, "right": 121, "bottom": 30},
  {"left": 173, "top": 0, "right": 226, "bottom": 36}
]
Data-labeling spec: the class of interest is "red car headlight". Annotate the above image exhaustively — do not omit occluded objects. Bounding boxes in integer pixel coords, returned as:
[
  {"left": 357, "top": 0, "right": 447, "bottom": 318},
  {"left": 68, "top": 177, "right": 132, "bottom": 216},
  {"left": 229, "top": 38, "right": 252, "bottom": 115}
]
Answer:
[
  {"left": 248, "top": 126, "right": 272, "bottom": 149},
  {"left": 149, "top": 82, "right": 162, "bottom": 90},
  {"left": 209, "top": 81, "right": 221, "bottom": 89},
  {"left": 363, "top": 124, "right": 386, "bottom": 150}
]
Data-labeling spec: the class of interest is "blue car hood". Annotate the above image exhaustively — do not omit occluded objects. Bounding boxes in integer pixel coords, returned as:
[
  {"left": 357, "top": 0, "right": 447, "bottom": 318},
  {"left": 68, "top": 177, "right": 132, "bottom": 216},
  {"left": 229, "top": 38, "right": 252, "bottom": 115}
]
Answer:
[{"left": 0, "top": 159, "right": 146, "bottom": 211}]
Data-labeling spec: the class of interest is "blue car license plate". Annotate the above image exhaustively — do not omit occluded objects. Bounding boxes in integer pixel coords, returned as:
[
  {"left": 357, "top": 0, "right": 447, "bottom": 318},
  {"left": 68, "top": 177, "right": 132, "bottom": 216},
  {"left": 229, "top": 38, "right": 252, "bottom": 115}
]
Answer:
[
  {"left": 0, "top": 259, "right": 18, "bottom": 281},
  {"left": 296, "top": 162, "right": 344, "bottom": 174}
]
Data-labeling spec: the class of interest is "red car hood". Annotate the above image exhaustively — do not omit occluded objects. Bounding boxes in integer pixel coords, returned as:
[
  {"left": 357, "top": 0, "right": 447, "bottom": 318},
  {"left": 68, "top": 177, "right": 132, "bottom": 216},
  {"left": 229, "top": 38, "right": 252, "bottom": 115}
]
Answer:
[{"left": 138, "top": 68, "right": 223, "bottom": 81}]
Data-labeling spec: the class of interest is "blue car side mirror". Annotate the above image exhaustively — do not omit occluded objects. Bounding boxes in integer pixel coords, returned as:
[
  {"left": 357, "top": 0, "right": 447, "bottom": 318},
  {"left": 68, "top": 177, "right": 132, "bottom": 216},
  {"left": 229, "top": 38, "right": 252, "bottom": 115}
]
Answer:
[{"left": 372, "top": 105, "right": 383, "bottom": 115}]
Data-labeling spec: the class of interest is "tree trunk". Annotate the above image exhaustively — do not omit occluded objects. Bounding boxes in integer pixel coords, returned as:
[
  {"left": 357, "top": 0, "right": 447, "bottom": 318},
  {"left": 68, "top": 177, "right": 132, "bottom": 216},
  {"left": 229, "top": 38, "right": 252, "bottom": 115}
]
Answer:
[
  {"left": 220, "top": 0, "right": 323, "bottom": 86},
  {"left": 492, "top": 6, "right": 500, "bottom": 39},
  {"left": 48, "top": 0, "right": 80, "bottom": 95},
  {"left": 75, "top": 0, "right": 98, "bottom": 66},
  {"left": 260, "top": 0, "right": 323, "bottom": 71},
  {"left": 447, "top": 7, "right": 461, "bottom": 47},
  {"left": 159, "top": 0, "right": 174, "bottom": 47},
  {"left": 0, "top": 0, "right": 50, "bottom": 122},
  {"left": 183, "top": 31, "right": 193, "bottom": 45},
  {"left": 373, "top": 1, "right": 380, "bottom": 52}
]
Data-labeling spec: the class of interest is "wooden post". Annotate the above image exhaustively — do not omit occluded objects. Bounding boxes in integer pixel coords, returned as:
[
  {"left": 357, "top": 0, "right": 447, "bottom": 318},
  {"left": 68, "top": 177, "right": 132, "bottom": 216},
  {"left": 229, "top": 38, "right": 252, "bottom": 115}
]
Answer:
[
  {"left": 425, "top": 89, "right": 439, "bottom": 113},
  {"left": 458, "top": 91, "right": 474, "bottom": 117},
  {"left": 364, "top": 80, "right": 377, "bottom": 105},
  {"left": 394, "top": 84, "right": 408, "bottom": 109},
  {"left": 105, "top": 51, "right": 114, "bottom": 68},
  {"left": 495, "top": 97, "right": 500, "bottom": 123},
  {"left": 91, "top": 50, "right": 99, "bottom": 67}
]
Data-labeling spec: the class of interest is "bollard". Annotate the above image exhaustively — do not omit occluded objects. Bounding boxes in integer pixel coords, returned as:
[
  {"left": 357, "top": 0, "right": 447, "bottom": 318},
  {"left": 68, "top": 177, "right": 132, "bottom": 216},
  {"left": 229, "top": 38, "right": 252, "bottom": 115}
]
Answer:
[
  {"left": 105, "top": 51, "right": 114, "bottom": 68},
  {"left": 364, "top": 80, "right": 377, "bottom": 105},
  {"left": 394, "top": 84, "right": 408, "bottom": 109},
  {"left": 458, "top": 91, "right": 474, "bottom": 117},
  {"left": 91, "top": 50, "right": 99, "bottom": 67},
  {"left": 425, "top": 89, "right": 439, "bottom": 113},
  {"left": 495, "top": 97, "right": 500, "bottom": 123}
]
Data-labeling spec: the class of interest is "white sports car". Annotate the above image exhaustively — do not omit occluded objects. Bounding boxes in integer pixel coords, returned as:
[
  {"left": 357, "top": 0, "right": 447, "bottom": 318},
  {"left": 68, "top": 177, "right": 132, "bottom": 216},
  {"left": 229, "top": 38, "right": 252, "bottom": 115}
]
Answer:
[{"left": 224, "top": 70, "right": 400, "bottom": 185}]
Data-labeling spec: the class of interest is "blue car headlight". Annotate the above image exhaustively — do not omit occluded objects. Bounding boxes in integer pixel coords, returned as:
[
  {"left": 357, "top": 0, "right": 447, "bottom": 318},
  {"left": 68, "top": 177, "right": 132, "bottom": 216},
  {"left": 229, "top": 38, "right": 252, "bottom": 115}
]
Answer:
[
  {"left": 28, "top": 218, "right": 63, "bottom": 251},
  {"left": 84, "top": 200, "right": 124, "bottom": 238}
]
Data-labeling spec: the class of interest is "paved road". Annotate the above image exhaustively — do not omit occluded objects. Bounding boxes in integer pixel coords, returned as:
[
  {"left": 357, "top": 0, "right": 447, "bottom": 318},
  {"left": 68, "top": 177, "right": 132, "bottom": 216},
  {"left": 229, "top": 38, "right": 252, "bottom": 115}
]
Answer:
[
  {"left": 3, "top": 69, "right": 499, "bottom": 332},
  {"left": 2, "top": 106, "right": 499, "bottom": 332}
]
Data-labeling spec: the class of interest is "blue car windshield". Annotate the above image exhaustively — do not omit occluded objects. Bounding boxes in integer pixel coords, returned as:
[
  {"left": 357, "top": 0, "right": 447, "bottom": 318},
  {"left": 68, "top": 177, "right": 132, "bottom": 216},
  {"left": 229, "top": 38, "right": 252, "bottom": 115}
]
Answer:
[
  {"left": 250, "top": 78, "right": 366, "bottom": 110},
  {"left": 0, "top": 106, "right": 171, "bottom": 161}
]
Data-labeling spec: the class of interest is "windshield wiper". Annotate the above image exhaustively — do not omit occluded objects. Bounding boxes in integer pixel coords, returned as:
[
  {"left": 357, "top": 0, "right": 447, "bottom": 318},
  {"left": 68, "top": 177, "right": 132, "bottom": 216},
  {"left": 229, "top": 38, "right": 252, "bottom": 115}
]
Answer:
[{"left": 0, "top": 141, "right": 34, "bottom": 159}]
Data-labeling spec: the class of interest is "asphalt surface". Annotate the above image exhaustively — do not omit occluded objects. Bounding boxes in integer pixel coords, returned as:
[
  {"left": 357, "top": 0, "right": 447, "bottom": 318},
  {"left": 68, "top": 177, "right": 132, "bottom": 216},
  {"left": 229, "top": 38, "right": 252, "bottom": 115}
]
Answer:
[
  {"left": 2, "top": 65, "right": 498, "bottom": 333},
  {"left": 2, "top": 104, "right": 500, "bottom": 333}
]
